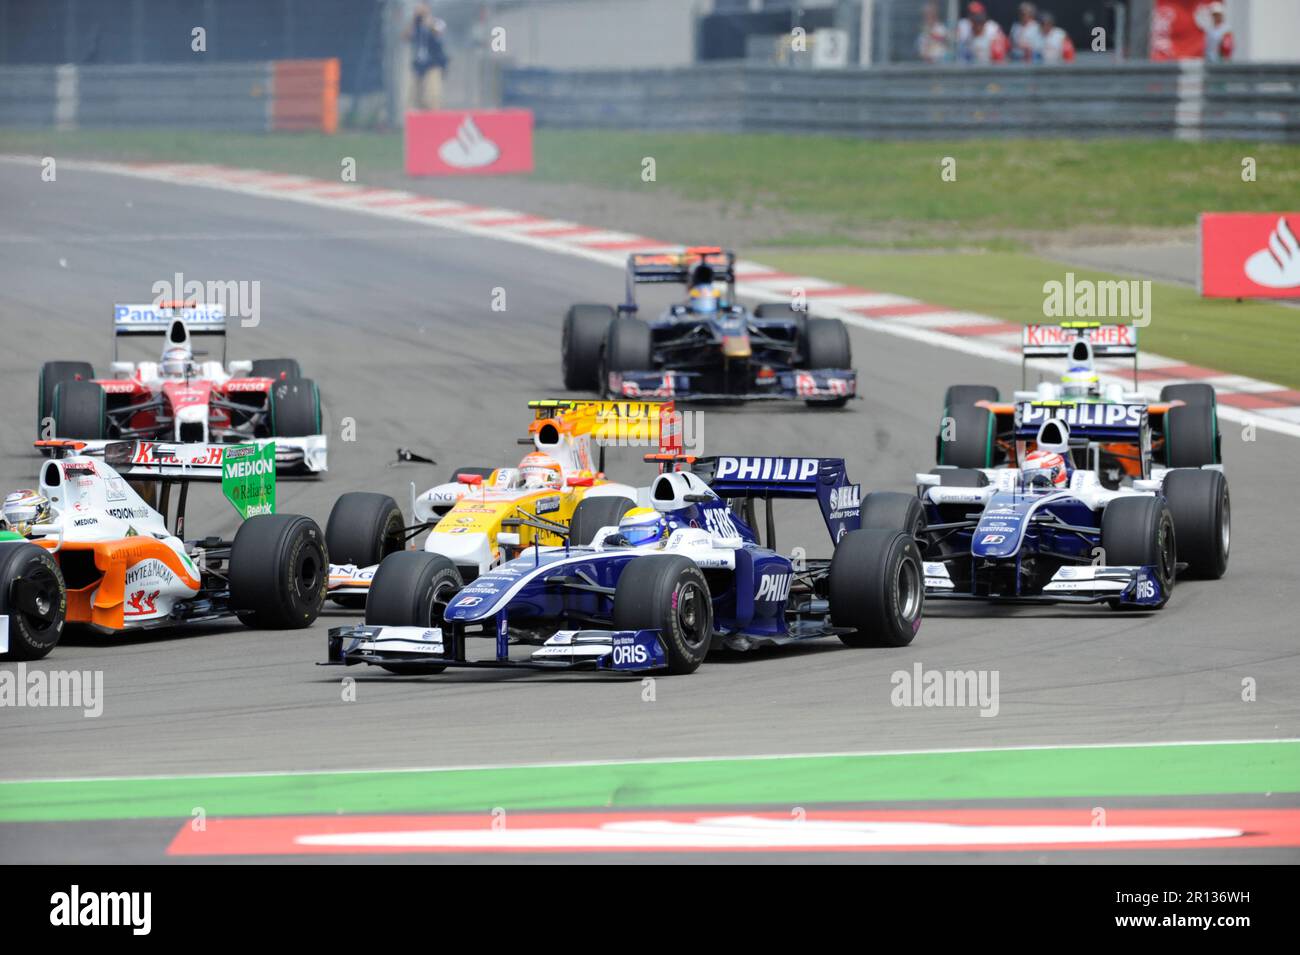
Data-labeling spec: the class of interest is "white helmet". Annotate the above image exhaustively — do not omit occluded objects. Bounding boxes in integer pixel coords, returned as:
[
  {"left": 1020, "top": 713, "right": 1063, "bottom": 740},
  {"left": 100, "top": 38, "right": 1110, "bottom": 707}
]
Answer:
[
  {"left": 3, "top": 489, "right": 51, "bottom": 535},
  {"left": 161, "top": 343, "right": 193, "bottom": 377}
]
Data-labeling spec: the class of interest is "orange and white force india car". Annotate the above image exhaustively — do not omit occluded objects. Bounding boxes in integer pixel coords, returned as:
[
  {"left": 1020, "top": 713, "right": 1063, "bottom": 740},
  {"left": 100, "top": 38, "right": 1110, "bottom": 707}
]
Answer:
[
  {"left": 325, "top": 399, "right": 683, "bottom": 604},
  {"left": 0, "top": 439, "right": 326, "bottom": 661},
  {"left": 37, "top": 302, "right": 327, "bottom": 473}
]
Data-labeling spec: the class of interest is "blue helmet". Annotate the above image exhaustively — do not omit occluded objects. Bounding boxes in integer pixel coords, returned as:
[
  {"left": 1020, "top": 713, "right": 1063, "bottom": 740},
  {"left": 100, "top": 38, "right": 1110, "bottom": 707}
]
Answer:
[
  {"left": 618, "top": 507, "right": 669, "bottom": 547},
  {"left": 688, "top": 285, "right": 721, "bottom": 315}
]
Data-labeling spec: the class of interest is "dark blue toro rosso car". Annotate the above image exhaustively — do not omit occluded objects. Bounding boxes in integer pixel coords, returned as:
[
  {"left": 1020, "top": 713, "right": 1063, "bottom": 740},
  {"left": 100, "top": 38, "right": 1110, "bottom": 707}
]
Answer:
[
  {"left": 560, "top": 248, "right": 856, "bottom": 406},
  {"left": 325, "top": 455, "right": 922, "bottom": 677},
  {"left": 903, "top": 401, "right": 1230, "bottom": 610}
]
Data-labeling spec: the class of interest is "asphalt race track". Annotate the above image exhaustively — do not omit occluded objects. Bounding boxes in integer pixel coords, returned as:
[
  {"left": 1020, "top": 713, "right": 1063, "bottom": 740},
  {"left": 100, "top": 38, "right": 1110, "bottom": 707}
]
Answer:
[{"left": 1, "top": 160, "right": 1297, "bottom": 862}]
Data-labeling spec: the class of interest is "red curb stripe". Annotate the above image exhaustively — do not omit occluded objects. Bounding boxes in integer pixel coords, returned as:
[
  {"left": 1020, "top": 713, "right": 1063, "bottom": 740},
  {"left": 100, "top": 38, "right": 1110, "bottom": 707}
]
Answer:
[
  {"left": 1218, "top": 390, "right": 1300, "bottom": 410},
  {"left": 523, "top": 225, "right": 603, "bottom": 238},
  {"left": 735, "top": 271, "right": 802, "bottom": 283},
  {"left": 939, "top": 321, "right": 1024, "bottom": 336},
  {"left": 414, "top": 205, "right": 486, "bottom": 218},
  {"left": 469, "top": 214, "right": 549, "bottom": 228},
  {"left": 802, "top": 285, "right": 873, "bottom": 298},
  {"left": 1134, "top": 363, "right": 1223, "bottom": 382},
  {"left": 581, "top": 238, "right": 663, "bottom": 251},
  {"left": 852, "top": 302, "right": 954, "bottom": 319}
]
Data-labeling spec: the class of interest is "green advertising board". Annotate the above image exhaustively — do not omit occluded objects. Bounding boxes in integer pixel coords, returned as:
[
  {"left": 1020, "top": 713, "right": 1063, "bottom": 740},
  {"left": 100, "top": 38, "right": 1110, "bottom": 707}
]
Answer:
[{"left": 222, "top": 443, "right": 276, "bottom": 519}]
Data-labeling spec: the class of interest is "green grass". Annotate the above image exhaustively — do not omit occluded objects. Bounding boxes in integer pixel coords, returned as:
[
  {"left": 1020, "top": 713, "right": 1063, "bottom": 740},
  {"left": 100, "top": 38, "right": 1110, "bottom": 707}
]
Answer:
[
  {"left": 758, "top": 250, "right": 1300, "bottom": 389},
  {"left": 1, "top": 741, "right": 1295, "bottom": 822},
  {"left": 3, "top": 128, "right": 1297, "bottom": 244}
]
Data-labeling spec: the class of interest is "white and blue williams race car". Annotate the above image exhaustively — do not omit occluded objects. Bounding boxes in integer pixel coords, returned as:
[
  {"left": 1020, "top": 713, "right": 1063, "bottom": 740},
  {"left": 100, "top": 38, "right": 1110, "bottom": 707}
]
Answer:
[
  {"left": 910, "top": 400, "right": 1229, "bottom": 610},
  {"left": 324, "top": 454, "right": 923, "bottom": 677}
]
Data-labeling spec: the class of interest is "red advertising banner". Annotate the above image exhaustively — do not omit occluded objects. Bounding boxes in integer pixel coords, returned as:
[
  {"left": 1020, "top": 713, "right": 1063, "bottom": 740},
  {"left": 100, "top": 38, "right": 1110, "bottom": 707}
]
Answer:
[
  {"left": 404, "top": 109, "right": 534, "bottom": 177},
  {"left": 1150, "top": 0, "right": 1205, "bottom": 60},
  {"left": 1199, "top": 213, "right": 1300, "bottom": 298}
]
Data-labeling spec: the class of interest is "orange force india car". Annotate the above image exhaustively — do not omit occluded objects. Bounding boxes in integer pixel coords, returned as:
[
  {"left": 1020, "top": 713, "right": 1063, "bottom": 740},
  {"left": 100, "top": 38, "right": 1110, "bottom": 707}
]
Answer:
[
  {"left": 325, "top": 399, "right": 683, "bottom": 604},
  {"left": 0, "top": 439, "right": 326, "bottom": 661},
  {"left": 935, "top": 322, "right": 1222, "bottom": 484}
]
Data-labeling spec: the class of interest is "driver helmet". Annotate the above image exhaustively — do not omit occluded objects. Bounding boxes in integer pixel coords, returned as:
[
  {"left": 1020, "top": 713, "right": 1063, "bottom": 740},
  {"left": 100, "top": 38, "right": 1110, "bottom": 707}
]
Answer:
[
  {"left": 1022, "top": 449, "right": 1069, "bottom": 489},
  {"left": 3, "top": 489, "right": 51, "bottom": 536},
  {"left": 1060, "top": 364, "right": 1100, "bottom": 399},
  {"left": 618, "top": 507, "right": 669, "bottom": 547},
  {"left": 518, "top": 452, "right": 562, "bottom": 490},
  {"left": 688, "top": 284, "right": 721, "bottom": 316},
  {"left": 160, "top": 343, "right": 194, "bottom": 377}
]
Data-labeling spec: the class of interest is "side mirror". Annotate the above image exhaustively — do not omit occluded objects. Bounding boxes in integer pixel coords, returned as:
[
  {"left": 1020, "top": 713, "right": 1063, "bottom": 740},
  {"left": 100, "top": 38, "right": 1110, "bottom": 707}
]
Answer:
[
  {"left": 566, "top": 476, "right": 594, "bottom": 488},
  {"left": 457, "top": 473, "right": 484, "bottom": 486}
]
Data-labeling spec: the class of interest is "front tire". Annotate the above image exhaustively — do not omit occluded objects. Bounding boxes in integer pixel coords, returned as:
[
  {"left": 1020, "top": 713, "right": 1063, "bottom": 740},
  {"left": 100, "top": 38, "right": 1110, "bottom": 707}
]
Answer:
[
  {"left": 1162, "top": 469, "right": 1230, "bottom": 579},
  {"left": 562, "top": 305, "right": 614, "bottom": 391},
  {"left": 612, "top": 555, "right": 712, "bottom": 675},
  {"left": 229, "top": 514, "right": 327, "bottom": 628},
  {"left": 937, "top": 384, "right": 999, "bottom": 468},
  {"left": 0, "top": 542, "right": 65, "bottom": 660},
  {"left": 270, "top": 377, "right": 321, "bottom": 437},
  {"left": 1101, "top": 496, "right": 1175, "bottom": 610},
  {"left": 829, "top": 529, "right": 924, "bottom": 648},
  {"left": 38, "top": 361, "right": 94, "bottom": 438},
  {"left": 569, "top": 496, "right": 635, "bottom": 546},
  {"left": 365, "top": 551, "right": 464, "bottom": 673},
  {"left": 53, "top": 380, "right": 106, "bottom": 440},
  {"left": 326, "top": 493, "right": 404, "bottom": 607},
  {"left": 1163, "top": 400, "right": 1219, "bottom": 468},
  {"left": 802, "top": 317, "right": 852, "bottom": 407},
  {"left": 250, "top": 358, "right": 302, "bottom": 382}
]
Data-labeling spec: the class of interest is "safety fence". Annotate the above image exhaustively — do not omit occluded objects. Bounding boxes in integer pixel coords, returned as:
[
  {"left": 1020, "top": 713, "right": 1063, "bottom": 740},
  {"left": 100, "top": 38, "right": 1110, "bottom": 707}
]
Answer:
[
  {"left": 0, "top": 59, "right": 339, "bottom": 133},
  {"left": 503, "top": 61, "right": 1300, "bottom": 142}
]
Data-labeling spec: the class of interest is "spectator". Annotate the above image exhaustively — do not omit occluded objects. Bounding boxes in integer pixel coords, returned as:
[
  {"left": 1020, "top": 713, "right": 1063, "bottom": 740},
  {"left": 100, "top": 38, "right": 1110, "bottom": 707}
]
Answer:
[
  {"left": 1010, "top": 3, "right": 1043, "bottom": 62},
  {"left": 966, "top": 4, "right": 1009, "bottom": 64},
  {"left": 404, "top": 3, "right": 449, "bottom": 112},
  {"left": 916, "top": 2, "right": 950, "bottom": 63},
  {"left": 1039, "top": 12, "right": 1076, "bottom": 63},
  {"left": 1199, "top": 1, "right": 1234, "bottom": 62}
]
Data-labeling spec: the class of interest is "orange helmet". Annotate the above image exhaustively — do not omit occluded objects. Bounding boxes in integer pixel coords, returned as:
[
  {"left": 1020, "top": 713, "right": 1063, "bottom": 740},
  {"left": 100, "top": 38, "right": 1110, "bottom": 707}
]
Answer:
[
  {"left": 1023, "top": 449, "right": 1069, "bottom": 488},
  {"left": 518, "top": 452, "right": 562, "bottom": 490}
]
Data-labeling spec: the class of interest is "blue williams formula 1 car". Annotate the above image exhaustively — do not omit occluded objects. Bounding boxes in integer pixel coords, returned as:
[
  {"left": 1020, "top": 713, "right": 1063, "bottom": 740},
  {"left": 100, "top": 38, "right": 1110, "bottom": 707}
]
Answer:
[
  {"left": 324, "top": 455, "right": 922, "bottom": 677},
  {"left": 905, "top": 400, "right": 1229, "bottom": 610},
  {"left": 561, "top": 247, "right": 856, "bottom": 406}
]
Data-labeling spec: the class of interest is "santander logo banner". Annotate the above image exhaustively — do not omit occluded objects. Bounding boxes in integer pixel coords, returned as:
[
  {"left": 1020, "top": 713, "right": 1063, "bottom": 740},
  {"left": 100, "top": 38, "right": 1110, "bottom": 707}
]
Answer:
[
  {"left": 1199, "top": 213, "right": 1300, "bottom": 298},
  {"left": 405, "top": 109, "right": 533, "bottom": 176}
]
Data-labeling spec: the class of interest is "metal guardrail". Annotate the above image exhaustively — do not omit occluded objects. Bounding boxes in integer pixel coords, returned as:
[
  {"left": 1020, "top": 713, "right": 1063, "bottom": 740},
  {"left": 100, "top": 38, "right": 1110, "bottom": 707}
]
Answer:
[
  {"left": 504, "top": 62, "right": 1300, "bottom": 142},
  {"left": 0, "top": 61, "right": 338, "bottom": 133}
]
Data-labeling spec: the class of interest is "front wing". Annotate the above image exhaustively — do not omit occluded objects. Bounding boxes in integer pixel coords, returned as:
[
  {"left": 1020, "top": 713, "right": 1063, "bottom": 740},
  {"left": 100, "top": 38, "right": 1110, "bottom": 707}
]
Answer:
[
  {"left": 608, "top": 369, "right": 855, "bottom": 402},
  {"left": 61, "top": 435, "right": 328, "bottom": 473},
  {"left": 924, "top": 561, "right": 1166, "bottom": 607},
  {"left": 324, "top": 624, "right": 669, "bottom": 674}
]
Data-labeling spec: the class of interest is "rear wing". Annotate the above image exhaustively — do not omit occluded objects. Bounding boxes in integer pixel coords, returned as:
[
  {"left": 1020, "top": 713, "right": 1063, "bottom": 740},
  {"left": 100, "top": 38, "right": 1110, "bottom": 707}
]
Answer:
[
  {"left": 1022, "top": 322, "right": 1138, "bottom": 388},
  {"left": 690, "top": 455, "right": 861, "bottom": 545},
  {"left": 528, "top": 399, "right": 682, "bottom": 451},
  {"left": 113, "top": 302, "right": 227, "bottom": 362},
  {"left": 623, "top": 247, "right": 736, "bottom": 310},
  {"left": 1015, "top": 401, "right": 1149, "bottom": 442}
]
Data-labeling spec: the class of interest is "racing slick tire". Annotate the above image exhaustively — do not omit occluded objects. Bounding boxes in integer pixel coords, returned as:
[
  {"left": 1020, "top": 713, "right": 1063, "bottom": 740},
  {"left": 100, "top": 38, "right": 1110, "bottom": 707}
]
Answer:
[
  {"left": 860, "top": 491, "right": 927, "bottom": 544},
  {"left": 1162, "top": 469, "right": 1230, "bottom": 580},
  {"left": 802, "top": 318, "right": 852, "bottom": 407},
  {"left": 270, "top": 377, "right": 321, "bottom": 437},
  {"left": 568, "top": 496, "right": 635, "bottom": 546},
  {"left": 613, "top": 555, "right": 712, "bottom": 675},
  {"left": 229, "top": 514, "right": 327, "bottom": 629},
  {"left": 1160, "top": 383, "right": 1216, "bottom": 408},
  {"left": 52, "top": 379, "right": 106, "bottom": 440},
  {"left": 602, "top": 316, "right": 654, "bottom": 396},
  {"left": 38, "top": 361, "right": 94, "bottom": 438},
  {"left": 829, "top": 529, "right": 924, "bottom": 648},
  {"left": 251, "top": 358, "right": 303, "bottom": 382},
  {"left": 562, "top": 304, "right": 614, "bottom": 391},
  {"left": 0, "top": 542, "right": 65, "bottom": 661},
  {"left": 326, "top": 493, "right": 405, "bottom": 607},
  {"left": 365, "top": 551, "right": 465, "bottom": 673},
  {"left": 1101, "top": 496, "right": 1175, "bottom": 610},
  {"left": 937, "top": 385, "right": 999, "bottom": 469},
  {"left": 1163, "top": 399, "right": 1220, "bottom": 468}
]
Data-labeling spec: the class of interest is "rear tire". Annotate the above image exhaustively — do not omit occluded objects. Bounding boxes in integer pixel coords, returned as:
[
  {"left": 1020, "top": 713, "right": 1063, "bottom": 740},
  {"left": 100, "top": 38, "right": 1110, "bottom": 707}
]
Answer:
[
  {"left": 562, "top": 305, "right": 614, "bottom": 391},
  {"left": 602, "top": 317, "right": 654, "bottom": 396},
  {"left": 1160, "top": 383, "right": 1216, "bottom": 407},
  {"left": 860, "top": 491, "right": 926, "bottom": 542},
  {"left": 938, "top": 385, "right": 999, "bottom": 468},
  {"left": 569, "top": 496, "right": 635, "bottom": 545},
  {"left": 270, "top": 377, "right": 321, "bottom": 437},
  {"left": 612, "top": 555, "right": 712, "bottom": 675},
  {"left": 38, "top": 361, "right": 94, "bottom": 438},
  {"left": 1163, "top": 401, "right": 1219, "bottom": 468},
  {"left": 829, "top": 529, "right": 924, "bottom": 648},
  {"left": 755, "top": 303, "right": 808, "bottom": 360},
  {"left": 1101, "top": 496, "right": 1175, "bottom": 610},
  {"left": 1162, "top": 469, "right": 1229, "bottom": 580},
  {"left": 53, "top": 380, "right": 106, "bottom": 439},
  {"left": 229, "top": 514, "right": 327, "bottom": 628},
  {"left": 802, "top": 317, "right": 852, "bottom": 407},
  {"left": 0, "top": 542, "right": 65, "bottom": 660},
  {"left": 250, "top": 358, "right": 302, "bottom": 382}
]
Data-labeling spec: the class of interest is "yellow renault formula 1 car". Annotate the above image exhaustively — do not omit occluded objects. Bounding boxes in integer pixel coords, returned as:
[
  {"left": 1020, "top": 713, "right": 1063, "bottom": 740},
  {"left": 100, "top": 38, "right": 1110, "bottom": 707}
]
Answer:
[{"left": 325, "top": 399, "right": 682, "bottom": 604}]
